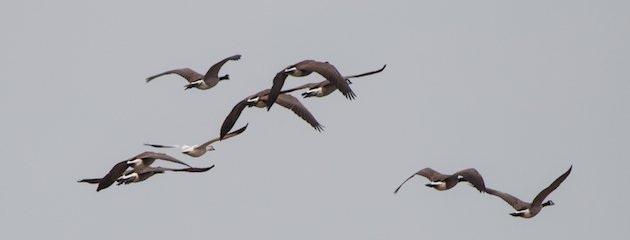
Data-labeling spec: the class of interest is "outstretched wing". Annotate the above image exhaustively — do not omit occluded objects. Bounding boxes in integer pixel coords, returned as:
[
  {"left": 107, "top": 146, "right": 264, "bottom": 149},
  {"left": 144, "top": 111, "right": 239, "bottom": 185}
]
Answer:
[
  {"left": 204, "top": 54, "right": 241, "bottom": 79},
  {"left": 274, "top": 93, "right": 324, "bottom": 131},
  {"left": 531, "top": 165, "right": 572, "bottom": 207},
  {"left": 200, "top": 124, "right": 248, "bottom": 149},
  {"left": 134, "top": 151, "right": 191, "bottom": 167},
  {"left": 146, "top": 68, "right": 203, "bottom": 83},
  {"left": 78, "top": 178, "right": 102, "bottom": 184},
  {"left": 266, "top": 71, "right": 289, "bottom": 110},
  {"left": 455, "top": 168, "right": 486, "bottom": 192},
  {"left": 220, "top": 99, "right": 249, "bottom": 140},
  {"left": 279, "top": 82, "right": 321, "bottom": 94},
  {"left": 143, "top": 143, "right": 180, "bottom": 149},
  {"left": 344, "top": 64, "right": 387, "bottom": 79},
  {"left": 97, "top": 161, "right": 129, "bottom": 192},
  {"left": 485, "top": 187, "right": 531, "bottom": 211},
  {"left": 393, "top": 173, "right": 417, "bottom": 194}
]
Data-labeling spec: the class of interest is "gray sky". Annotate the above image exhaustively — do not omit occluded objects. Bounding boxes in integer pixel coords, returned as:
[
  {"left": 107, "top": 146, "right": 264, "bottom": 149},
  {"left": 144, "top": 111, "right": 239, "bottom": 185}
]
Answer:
[{"left": 1, "top": 0, "right": 629, "bottom": 239}]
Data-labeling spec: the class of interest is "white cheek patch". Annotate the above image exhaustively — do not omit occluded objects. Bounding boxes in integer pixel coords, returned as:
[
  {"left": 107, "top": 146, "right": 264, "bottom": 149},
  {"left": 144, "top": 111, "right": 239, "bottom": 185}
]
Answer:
[
  {"left": 284, "top": 67, "right": 297, "bottom": 73},
  {"left": 247, "top": 97, "right": 259, "bottom": 103}
]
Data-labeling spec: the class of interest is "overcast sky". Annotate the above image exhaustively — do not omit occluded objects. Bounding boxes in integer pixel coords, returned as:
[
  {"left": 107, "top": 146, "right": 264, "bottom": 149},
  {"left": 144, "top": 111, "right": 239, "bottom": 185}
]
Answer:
[{"left": 1, "top": 0, "right": 629, "bottom": 239}]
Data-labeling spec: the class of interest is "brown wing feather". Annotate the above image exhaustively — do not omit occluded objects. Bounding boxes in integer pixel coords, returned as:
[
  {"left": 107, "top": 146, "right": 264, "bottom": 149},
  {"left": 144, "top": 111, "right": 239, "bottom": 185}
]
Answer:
[
  {"left": 415, "top": 168, "right": 449, "bottom": 181},
  {"left": 280, "top": 82, "right": 320, "bottom": 94},
  {"left": 97, "top": 161, "right": 129, "bottom": 191},
  {"left": 146, "top": 68, "right": 203, "bottom": 83},
  {"left": 164, "top": 165, "right": 215, "bottom": 173},
  {"left": 393, "top": 173, "right": 417, "bottom": 194},
  {"left": 200, "top": 124, "right": 248, "bottom": 149},
  {"left": 344, "top": 64, "right": 387, "bottom": 79},
  {"left": 267, "top": 71, "right": 289, "bottom": 110},
  {"left": 205, "top": 54, "right": 241, "bottom": 79},
  {"left": 531, "top": 165, "right": 572, "bottom": 206},
  {"left": 274, "top": 93, "right": 324, "bottom": 131},
  {"left": 133, "top": 152, "right": 191, "bottom": 167},
  {"left": 455, "top": 168, "right": 487, "bottom": 192},
  {"left": 78, "top": 178, "right": 101, "bottom": 184},
  {"left": 220, "top": 100, "right": 249, "bottom": 140},
  {"left": 485, "top": 187, "right": 531, "bottom": 211}
]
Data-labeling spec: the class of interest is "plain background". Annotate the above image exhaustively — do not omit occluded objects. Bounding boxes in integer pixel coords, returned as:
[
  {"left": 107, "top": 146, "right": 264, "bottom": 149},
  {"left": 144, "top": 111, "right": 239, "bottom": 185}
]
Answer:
[{"left": 1, "top": 0, "right": 628, "bottom": 239}]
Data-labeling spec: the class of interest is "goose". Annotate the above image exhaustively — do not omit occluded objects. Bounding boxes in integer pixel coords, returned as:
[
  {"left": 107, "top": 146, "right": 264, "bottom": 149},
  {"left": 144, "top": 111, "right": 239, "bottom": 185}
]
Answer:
[
  {"left": 146, "top": 54, "right": 241, "bottom": 90},
  {"left": 486, "top": 165, "right": 572, "bottom": 218},
  {"left": 144, "top": 124, "right": 248, "bottom": 157},
  {"left": 78, "top": 165, "right": 214, "bottom": 186},
  {"left": 394, "top": 167, "right": 486, "bottom": 194},
  {"left": 282, "top": 65, "right": 386, "bottom": 98},
  {"left": 267, "top": 60, "right": 356, "bottom": 110},
  {"left": 78, "top": 151, "right": 209, "bottom": 191},
  {"left": 220, "top": 89, "right": 323, "bottom": 140}
]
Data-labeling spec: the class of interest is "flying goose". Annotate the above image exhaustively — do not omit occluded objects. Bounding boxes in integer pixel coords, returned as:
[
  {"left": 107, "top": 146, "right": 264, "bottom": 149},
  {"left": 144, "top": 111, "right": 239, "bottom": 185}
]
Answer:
[
  {"left": 267, "top": 60, "right": 356, "bottom": 110},
  {"left": 486, "top": 165, "right": 572, "bottom": 218},
  {"left": 78, "top": 165, "right": 214, "bottom": 186},
  {"left": 220, "top": 89, "right": 323, "bottom": 140},
  {"left": 394, "top": 168, "right": 486, "bottom": 194},
  {"left": 78, "top": 151, "right": 209, "bottom": 191},
  {"left": 144, "top": 124, "right": 248, "bottom": 157},
  {"left": 146, "top": 54, "right": 241, "bottom": 90},
  {"left": 282, "top": 65, "right": 386, "bottom": 98}
]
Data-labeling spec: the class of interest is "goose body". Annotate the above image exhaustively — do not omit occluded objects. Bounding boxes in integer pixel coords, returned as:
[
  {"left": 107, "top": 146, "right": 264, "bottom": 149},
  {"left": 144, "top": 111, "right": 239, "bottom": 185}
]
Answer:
[
  {"left": 486, "top": 165, "right": 572, "bottom": 218},
  {"left": 267, "top": 60, "right": 356, "bottom": 110},
  {"left": 144, "top": 124, "right": 248, "bottom": 157},
  {"left": 394, "top": 167, "right": 486, "bottom": 194},
  {"left": 220, "top": 89, "right": 323, "bottom": 140},
  {"left": 78, "top": 151, "right": 211, "bottom": 191},
  {"left": 146, "top": 54, "right": 241, "bottom": 90}
]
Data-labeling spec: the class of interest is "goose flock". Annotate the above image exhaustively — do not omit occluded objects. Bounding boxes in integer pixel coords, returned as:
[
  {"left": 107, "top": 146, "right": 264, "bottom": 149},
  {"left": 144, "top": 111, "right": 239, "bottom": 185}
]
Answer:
[{"left": 78, "top": 54, "right": 572, "bottom": 219}]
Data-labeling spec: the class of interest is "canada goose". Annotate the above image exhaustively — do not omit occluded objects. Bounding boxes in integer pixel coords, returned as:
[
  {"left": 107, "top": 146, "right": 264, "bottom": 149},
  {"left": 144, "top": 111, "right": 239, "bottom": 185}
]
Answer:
[
  {"left": 146, "top": 54, "right": 241, "bottom": 90},
  {"left": 282, "top": 65, "right": 386, "bottom": 98},
  {"left": 78, "top": 165, "right": 214, "bottom": 186},
  {"left": 267, "top": 60, "right": 356, "bottom": 110},
  {"left": 220, "top": 89, "right": 323, "bottom": 140},
  {"left": 78, "top": 151, "right": 207, "bottom": 191},
  {"left": 144, "top": 124, "right": 248, "bottom": 157},
  {"left": 394, "top": 168, "right": 486, "bottom": 194},
  {"left": 486, "top": 165, "right": 572, "bottom": 218}
]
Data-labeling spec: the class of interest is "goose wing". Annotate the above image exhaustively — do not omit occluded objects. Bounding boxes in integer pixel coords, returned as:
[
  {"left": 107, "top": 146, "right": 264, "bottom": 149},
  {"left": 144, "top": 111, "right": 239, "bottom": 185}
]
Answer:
[
  {"left": 150, "top": 165, "right": 215, "bottom": 173},
  {"left": 78, "top": 178, "right": 101, "bottom": 184},
  {"left": 531, "top": 165, "right": 572, "bottom": 207},
  {"left": 455, "top": 168, "right": 486, "bottom": 192},
  {"left": 414, "top": 167, "right": 449, "bottom": 181},
  {"left": 266, "top": 71, "right": 289, "bottom": 110},
  {"left": 393, "top": 168, "right": 448, "bottom": 193},
  {"left": 220, "top": 99, "right": 249, "bottom": 140},
  {"left": 280, "top": 82, "right": 321, "bottom": 93},
  {"left": 146, "top": 68, "right": 203, "bottom": 83},
  {"left": 134, "top": 151, "right": 191, "bottom": 167},
  {"left": 485, "top": 187, "right": 531, "bottom": 211},
  {"left": 200, "top": 124, "right": 248, "bottom": 149},
  {"left": 97, "top": 161, "right": 129, "bottom": 191},
  {"left": 273, "top": 93, "right": 324, "bottom": 131},
  {"left": 204, "top": 54, "right": 241, "bottom": 79},
  {"left": 344, "top": 64, "right": 387, "bottom": 79}
]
